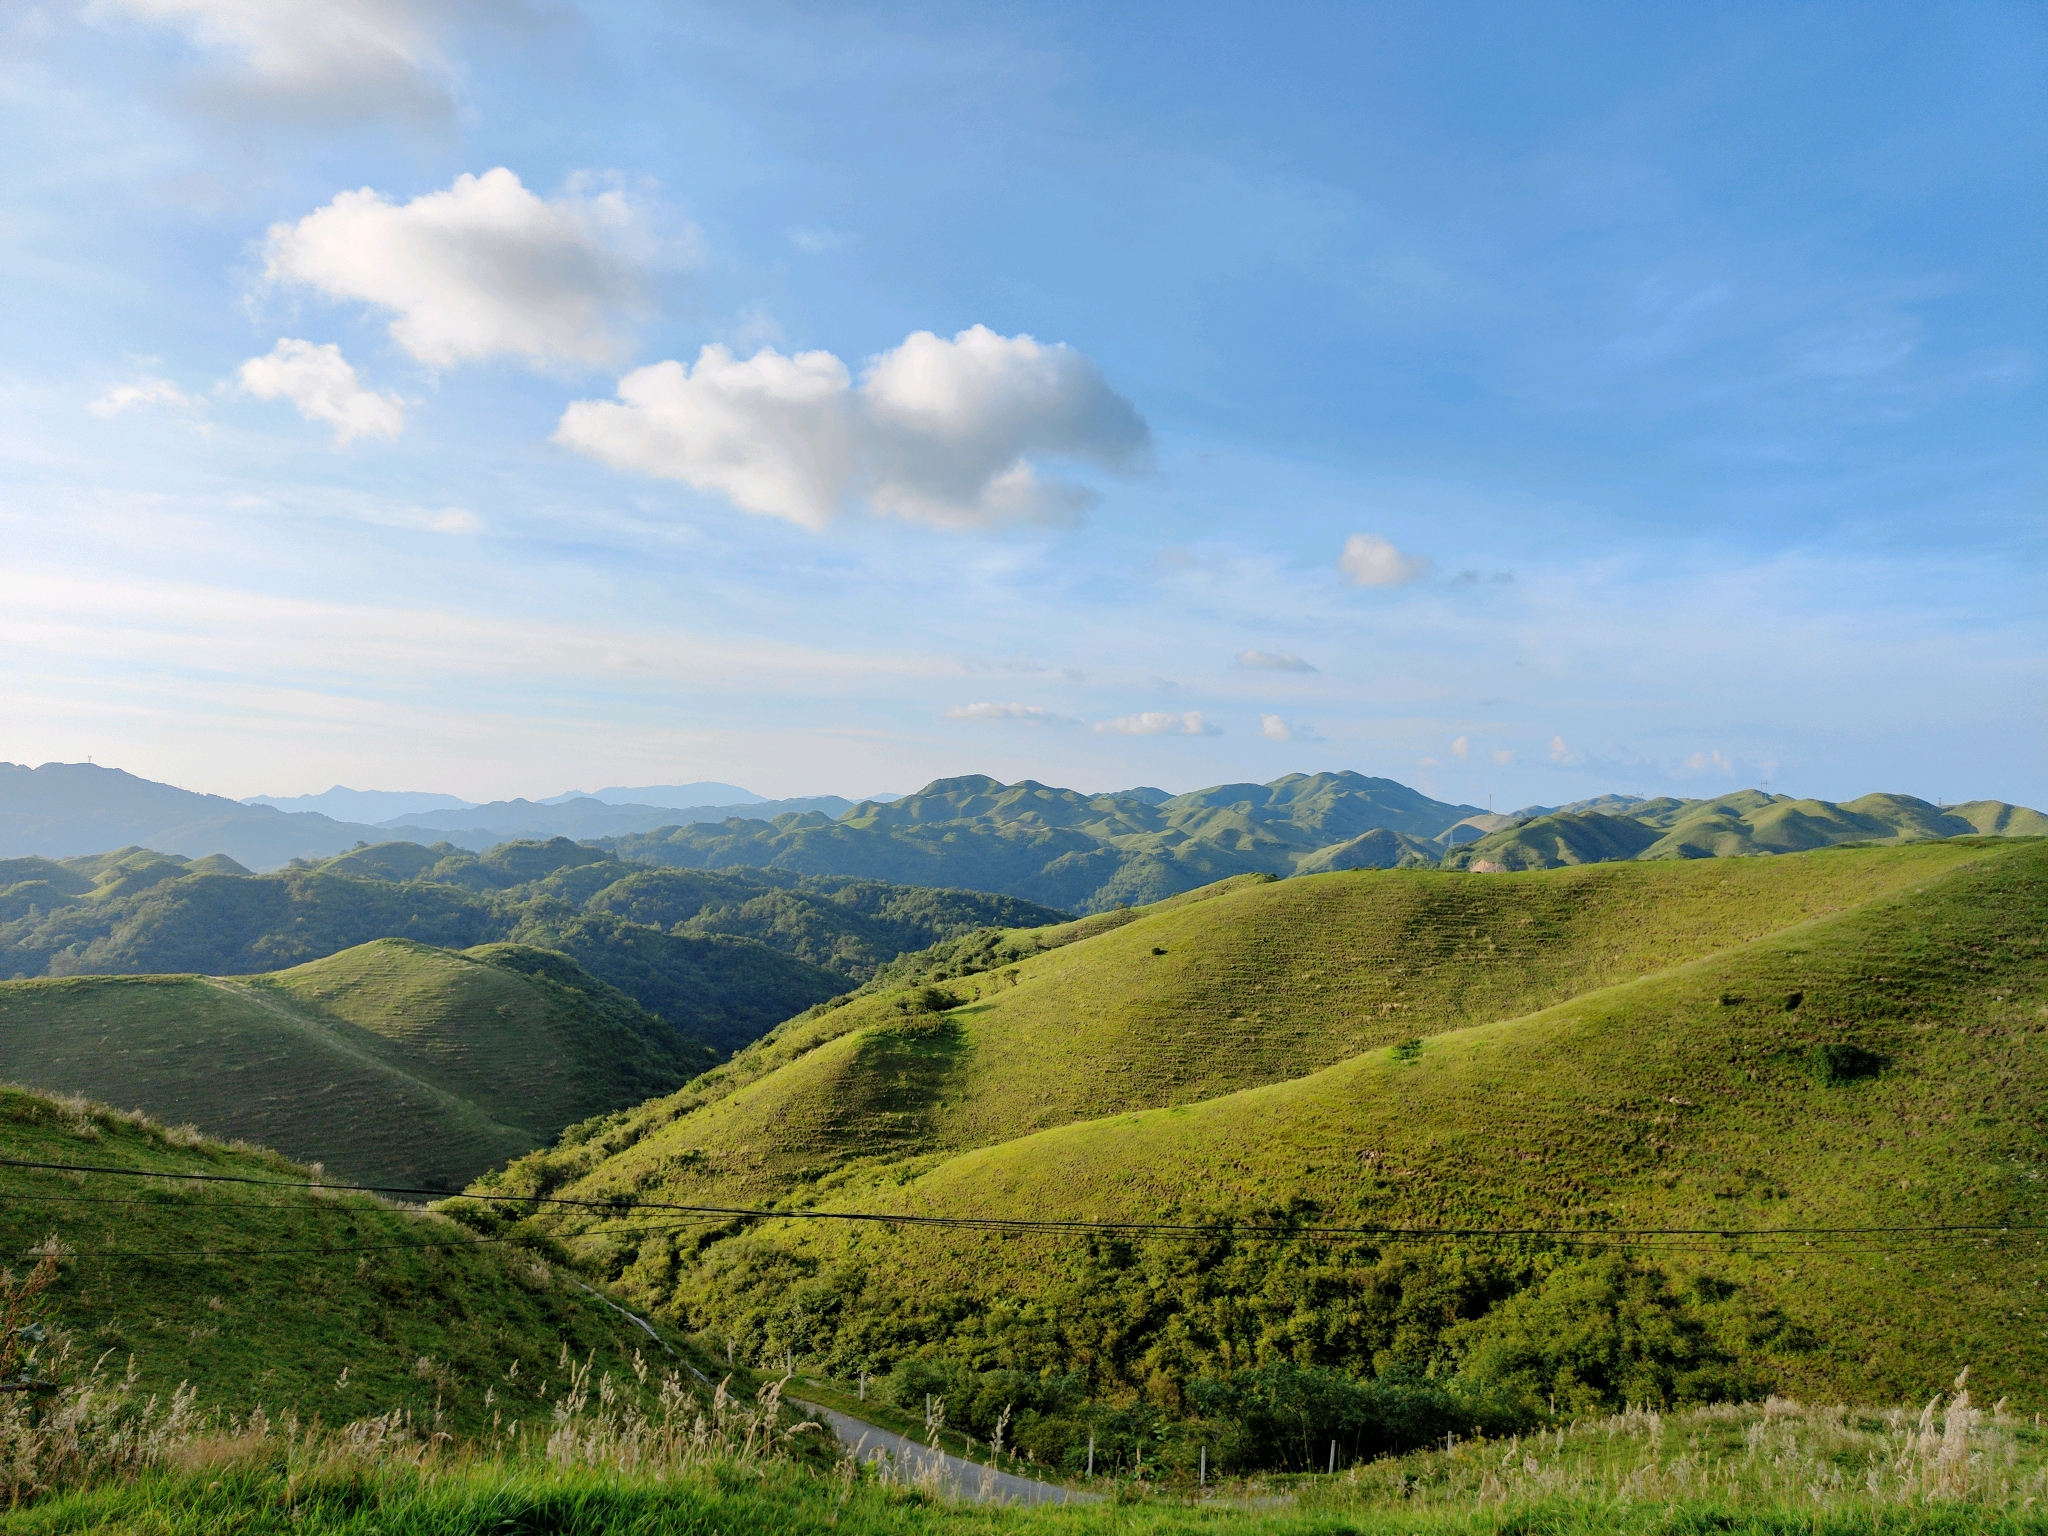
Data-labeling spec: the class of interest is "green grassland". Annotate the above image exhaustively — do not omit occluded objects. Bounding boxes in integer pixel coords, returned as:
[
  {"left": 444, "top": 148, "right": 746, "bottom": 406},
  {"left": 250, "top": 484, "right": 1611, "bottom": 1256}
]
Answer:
[
  {"left": 1, "top": 840, "right": 1061, "bottom": 1055},
  {"left": 0, "top": 939, "right": 711, "bottom": 1187},
  {"left": 0, "top": 1085, "right": 716, "bottom": 1435},
  {"left": 476, "top": 838, "right": 2047, "bottom": 1460}
]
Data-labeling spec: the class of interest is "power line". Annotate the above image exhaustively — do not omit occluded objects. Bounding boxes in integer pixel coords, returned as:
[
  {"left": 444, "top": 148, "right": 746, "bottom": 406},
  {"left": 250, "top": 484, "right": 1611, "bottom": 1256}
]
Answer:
[{"left": 3, "top": 1156, "right": 2039, "bottom": 1246}]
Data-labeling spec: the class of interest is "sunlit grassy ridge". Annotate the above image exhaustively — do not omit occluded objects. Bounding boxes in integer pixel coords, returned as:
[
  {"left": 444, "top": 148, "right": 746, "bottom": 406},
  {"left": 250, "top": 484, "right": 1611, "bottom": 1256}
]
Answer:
[
  {"left": 487, "top": 840, "right": 1993, "bottom": 1209},
  {"left": 0, "top": 939, "right": 711, "bottom": 1187},
  {"left": 697, "top": 843, "right": 2048, "bottom": 1409},
  {"left": 0, "top": 1086, "right": 707, "bottom": 1434}
]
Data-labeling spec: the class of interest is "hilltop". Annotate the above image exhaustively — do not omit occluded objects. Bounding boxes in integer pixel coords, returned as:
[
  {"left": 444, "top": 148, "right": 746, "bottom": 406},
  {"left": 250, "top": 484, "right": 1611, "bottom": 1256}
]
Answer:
[
  {"left": 1, "top": 842, "right": 1063, "bottom": 1054},
  {"left": 476, "top": 838, "right": 2047, "bottom": 1461},
  {"left": 0, "top": 938, "right": 712, "bottom": 1187}
]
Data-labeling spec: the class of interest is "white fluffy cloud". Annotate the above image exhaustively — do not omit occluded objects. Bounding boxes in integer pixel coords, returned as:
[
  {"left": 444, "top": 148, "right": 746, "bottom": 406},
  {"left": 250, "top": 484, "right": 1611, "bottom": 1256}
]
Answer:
[
  {"left": 1094, "top": 710, "right": 1216, "bottom": 736},
  {"left": 89, "top": 377, "right": 205, "bottom": 420},
  {"left": 92, "top": 0, "right": 462, "bottom": 124},
  {"left": 947, "top": 701, "right": 1051, "bottom": 722},
  {"left": 264, "top": 169, "right": 654, "bottom": 369},
  {"left": 1236, "top": 649, "right": 1316, "bottom": 672},
  {"left": 1339, "top": 533, "right": 1430, "bottom": 587},
  {"left": 238, "top": 339, "right": 403, "bottom": 445},
  {"left": 1549, "top": 734, "right": 1583, "bottom": 765},
  {"left": 555, "top": 325, "right": 1150, "bottom": 530},
  {"left": 1451, "top": 735, "right": 1471, "bottom": 760}
]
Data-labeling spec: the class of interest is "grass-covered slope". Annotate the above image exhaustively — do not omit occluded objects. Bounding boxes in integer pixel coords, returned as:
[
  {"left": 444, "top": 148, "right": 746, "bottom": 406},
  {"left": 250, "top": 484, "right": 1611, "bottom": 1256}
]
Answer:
[
  {"left": 0, "top": 939, "right": 712, "bottom": 1187},
  {"left": 0, "top": 1086, "right": 697, "bottom": 1433},
  {"left": 490, "top": 841, "right": 1992, "bottom": 1212},
  {"left": 492, "top": 838, "right": 2045, "bottom": 1418}
]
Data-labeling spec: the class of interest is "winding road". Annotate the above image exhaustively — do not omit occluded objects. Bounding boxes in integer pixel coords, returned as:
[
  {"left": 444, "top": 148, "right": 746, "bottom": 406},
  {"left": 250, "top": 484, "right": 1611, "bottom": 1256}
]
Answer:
[{"left": 792, "top": 1400, "right": 1099, "bottom": 1507}]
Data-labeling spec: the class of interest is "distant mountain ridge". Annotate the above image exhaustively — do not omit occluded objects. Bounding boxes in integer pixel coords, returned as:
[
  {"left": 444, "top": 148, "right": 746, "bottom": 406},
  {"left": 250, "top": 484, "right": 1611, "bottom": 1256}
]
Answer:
[
  {"left": 243, "top": 786, "right": 478, "bottom": 820},
  {"left": 606, "top": 772, "right": 1481, "bottom": 912},
  {"left": 7, "top": 763, "right": 2041, "bottom": 900},
  {"left": 1, "top": 762, "right": 391, "bottom": 867},
  {"left": 1443, "top": 789, "right": 2046, "bottom": 870},
  {"left": 376, "top": 794, "right": 859, "bottom": 844}
]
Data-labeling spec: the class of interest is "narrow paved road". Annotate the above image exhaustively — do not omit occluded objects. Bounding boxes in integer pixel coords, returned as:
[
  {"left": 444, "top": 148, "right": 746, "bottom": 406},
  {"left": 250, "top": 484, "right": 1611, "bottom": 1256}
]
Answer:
[{"left": 793, "top": 1400, "right": 1099, "bottom": 1507}]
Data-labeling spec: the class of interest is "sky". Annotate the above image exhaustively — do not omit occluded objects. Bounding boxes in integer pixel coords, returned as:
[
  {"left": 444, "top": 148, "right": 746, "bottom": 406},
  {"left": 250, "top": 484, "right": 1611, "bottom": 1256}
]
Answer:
[{"left": 2, "top": 1, "right": 2041, "bottom": 808}]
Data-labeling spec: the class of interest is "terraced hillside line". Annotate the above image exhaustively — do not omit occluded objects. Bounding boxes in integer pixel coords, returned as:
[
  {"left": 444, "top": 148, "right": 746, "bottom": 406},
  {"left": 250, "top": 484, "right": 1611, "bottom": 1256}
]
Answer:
[
  {"left": 493, "top": 840, "right": 2002, "bottom": 1214},
  {"left": 657, "top": 839, "right": 2048, "bottom": 1410}
]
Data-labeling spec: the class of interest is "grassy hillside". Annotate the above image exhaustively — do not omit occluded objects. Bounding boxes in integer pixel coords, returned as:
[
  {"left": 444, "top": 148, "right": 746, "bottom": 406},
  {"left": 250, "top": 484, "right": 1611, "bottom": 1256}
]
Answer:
[
  {"left": 1, "top": 841, "right": 1054, "bottom": 1054},
  {"left": 480, "top": 838, "right": 2046, "bottom": 1458},
  {"left": 0, "top": 939, "right": 712, "bottom": 1187},
  {"left": 0, "top": 1085, "right": 712, "bottom": 1435},
  {"left": 488, "top": 840, "right": 1992, "bottom": 1211}
]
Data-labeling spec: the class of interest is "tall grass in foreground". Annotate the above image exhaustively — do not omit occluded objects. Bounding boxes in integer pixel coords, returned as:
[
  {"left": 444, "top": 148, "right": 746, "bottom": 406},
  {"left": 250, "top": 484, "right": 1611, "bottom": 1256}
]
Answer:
[{"left": 5, "top": 1333, "right": 2045, "bottom": 1535}]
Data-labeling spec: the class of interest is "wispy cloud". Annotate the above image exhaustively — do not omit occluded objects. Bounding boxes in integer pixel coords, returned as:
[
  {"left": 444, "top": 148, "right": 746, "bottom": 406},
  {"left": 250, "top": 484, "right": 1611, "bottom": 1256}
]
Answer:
[
  {"left": 1548, "top": 734, "right": 1582, "bottom": 765},
  {"left": 1094, "top": 710, "right": 1217, "bottom": 736},
  {"left": 90, "top": 0, "right": 467, "bottom": 126},
  {"left": 1236, "top": 648, "right": 1316, "bottom": 672},
  {"left": 946, "top": 701, "right": 1065, "bottom": 723},
  {"left": 89, "top": 376, "right": 208, "bottom": 428}
]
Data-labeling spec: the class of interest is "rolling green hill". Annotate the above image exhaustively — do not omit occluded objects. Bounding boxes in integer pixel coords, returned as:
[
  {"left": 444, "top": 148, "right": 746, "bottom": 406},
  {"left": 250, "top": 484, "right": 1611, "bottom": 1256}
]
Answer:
[
  {"left": 0, "top": 939, "right": 713, "bottom": 1187},
  {"left": 0, "top": 1085, "right": 709, "bottom": 1435},
  {"left": 477, "top": 838, "right": 2046, "bottom": 1454},
  {"left": 1, "top": 841, "right": 1060, "bottom": 1055}
]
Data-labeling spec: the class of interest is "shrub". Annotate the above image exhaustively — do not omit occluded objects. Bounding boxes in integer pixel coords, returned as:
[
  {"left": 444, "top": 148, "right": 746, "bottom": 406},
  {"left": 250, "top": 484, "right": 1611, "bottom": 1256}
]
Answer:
[{"left": 1444, "top": 1253, "right": 1754, "bottom": 1415}]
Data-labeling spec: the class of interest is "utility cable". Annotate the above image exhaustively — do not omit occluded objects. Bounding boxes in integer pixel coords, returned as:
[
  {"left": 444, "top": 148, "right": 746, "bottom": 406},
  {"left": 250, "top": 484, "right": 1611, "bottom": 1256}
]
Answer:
[{"left": 2, "top": 1156, "right": 2038, "bottom": 1246}]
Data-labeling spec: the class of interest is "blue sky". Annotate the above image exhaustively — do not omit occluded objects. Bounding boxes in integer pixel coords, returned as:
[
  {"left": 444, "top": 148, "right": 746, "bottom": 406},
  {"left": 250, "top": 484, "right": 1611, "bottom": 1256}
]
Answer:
[{"left": 2, "top": 1, "right": 2041, "bottom": 807}]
